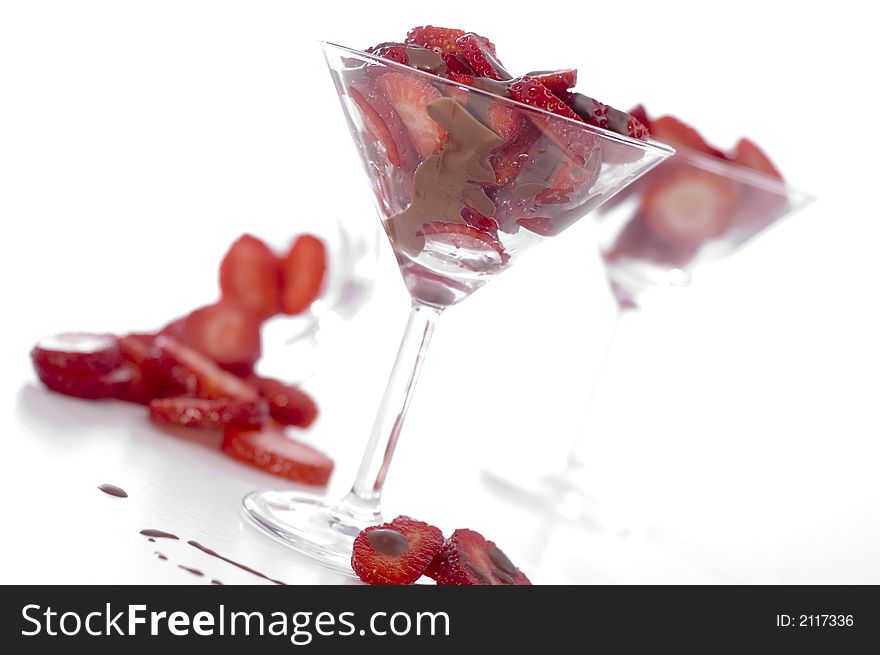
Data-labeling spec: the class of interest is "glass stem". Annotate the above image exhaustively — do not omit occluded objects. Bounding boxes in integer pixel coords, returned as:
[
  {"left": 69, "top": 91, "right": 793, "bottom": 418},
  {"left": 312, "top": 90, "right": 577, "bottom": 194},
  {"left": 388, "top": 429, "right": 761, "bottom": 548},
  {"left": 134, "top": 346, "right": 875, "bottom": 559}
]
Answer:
[{"left": 338, "top": 303, "right": 441, "bottom": 521}]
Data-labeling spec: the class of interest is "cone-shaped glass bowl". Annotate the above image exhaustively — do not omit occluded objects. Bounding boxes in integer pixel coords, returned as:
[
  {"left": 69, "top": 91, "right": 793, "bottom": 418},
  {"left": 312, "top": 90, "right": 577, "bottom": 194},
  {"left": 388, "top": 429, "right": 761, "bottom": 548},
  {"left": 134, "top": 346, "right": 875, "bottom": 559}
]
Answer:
[{"left": 242, "top": 41, "right": 673, "bottom": 573}]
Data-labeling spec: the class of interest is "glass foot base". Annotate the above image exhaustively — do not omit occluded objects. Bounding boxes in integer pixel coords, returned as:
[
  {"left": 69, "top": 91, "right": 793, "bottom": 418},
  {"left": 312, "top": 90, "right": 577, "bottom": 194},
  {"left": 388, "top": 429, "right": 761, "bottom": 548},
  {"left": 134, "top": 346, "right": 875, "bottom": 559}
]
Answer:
[
  {"left": 242, "top": 490, "right": 383, "bottom": 574},
  {"left": 480, "top": 467, "right": 650, "bottom": 537}
]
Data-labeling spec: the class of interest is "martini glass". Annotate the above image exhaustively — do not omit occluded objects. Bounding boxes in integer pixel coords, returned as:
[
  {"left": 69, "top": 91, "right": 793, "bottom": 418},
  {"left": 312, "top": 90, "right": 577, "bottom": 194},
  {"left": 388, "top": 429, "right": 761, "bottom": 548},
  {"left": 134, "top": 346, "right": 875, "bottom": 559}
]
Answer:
[
  {"left": 242, "top": 42, "right": 673, "bottom": 572},
  {"left": 483, "top": 145, "right": 813, "bottom": 531}
]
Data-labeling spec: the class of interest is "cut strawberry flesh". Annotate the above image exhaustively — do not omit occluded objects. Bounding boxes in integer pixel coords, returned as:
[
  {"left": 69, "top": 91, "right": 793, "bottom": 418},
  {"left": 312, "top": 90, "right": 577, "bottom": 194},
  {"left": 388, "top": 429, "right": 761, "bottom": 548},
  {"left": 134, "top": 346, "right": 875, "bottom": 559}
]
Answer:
[
  {"left": 348, "top": 77, "right": 416, "bottom": 170},
  {"left": 456, "top": 33, "right": 510, "bottom": 80},
  {"left": 367, "top": 42, "right": 409, "bottom": 66},
  {"left": 426, "top": 528, "right": 531, "bottom": 585},
  {"left": 33, "top": 360, "right": 132, "bottom": 401},
  {"left": 731, "top": 138, "right": 783, "bottom": 180},
  {"left": 219, "top": 234, "right": 282, "bottom": 319},
  {"left": 526, "top": 69, "right": 577, "bottom": 94},
  {"left": 253, "top": 377, "right": 318, "bottom": 428},
  {"left": 351, "top": 516, "right": 444, "bottom": 585},
  {"left": 221, "top": 425, "right": 333, "bottom": 486},
  {"left": 31, "top": 332, "right": 122, "bottom": 376},
  {"left": 149, "top": 396, "right": 266, "bottom": 430},
  {"left": 280, "top": 234, "right": 327, "bottom": 316},
  {"left": 376, "top": 72, "right": 446, "bottom": 159},
  {"left": 405, "top": 26, "right": 465, "bottom": 54},
  {"left": 171, "top": 299, "right": 262, "bottom": 374},
  {"left": 642, "top": 169, "right": 738, "bottom": 244}
]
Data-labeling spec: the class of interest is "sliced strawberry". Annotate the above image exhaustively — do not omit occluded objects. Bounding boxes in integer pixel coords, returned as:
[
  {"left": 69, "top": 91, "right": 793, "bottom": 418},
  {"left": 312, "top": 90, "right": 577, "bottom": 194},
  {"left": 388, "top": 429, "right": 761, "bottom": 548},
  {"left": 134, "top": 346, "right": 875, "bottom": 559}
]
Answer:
[
  {"left": 376, "top": 72, "right": 446, "bottom": 159},
  {"left": 219, "top": 234, "right": 282, "bottom": 319},
  {"left": 169, "top": 299, "right": 262, "bottom": 375},
  {"left": 642, "top": 169, "right": 738, "bottom": 245},
  {"left": 33, "top": 359, "right": 132, "bottom": 401},
  {"left": 348, "top": 77, "right": 417, "bottom": 170},
  {"left": 253, "top": 377, "right": 318, "bottom": 428},
  {"left": 629, "top": 104, "right": 652, "bottom": 131},
  {"left": 443, "top": 71, "right": 474, "bottom": 105},
  {"left": 509, "top": 77, "right": 582, "bottom": 121},
  {"left": 352, "top": 516, "right": 444, "bottom": 585},
  {"left": 460, "top": 207, "right": 500, "bottom": 236},
  {"left": 731, "top": 138, "right": 783, "bottom": 180},
  {"left": 152, "top": 335, "right": 259, "bottom": 402},
  {"left": 491, "top": 122, "right": 542, "bottom": 186},
  {"left": 221, "top": 425, "right": 333, "bottom": 485},
  {"left": 649, "top": 115, "right": 726, "bottom": 159},
  {"left": 562, "top": 92, "right": 609, "bottom": 129},
  {"left": 604, "top": 213, "right": 699, "bottom": 268},
  {"left": 405, "top": 26, "right": 466, "bottom": 54},
  {"left": 367, "top": 42, "right": 409, "bottom": 66},
  {"left": 426, "top": 528, "right": 531, "bottom": 585},
  {"left": 31, "top": 333, "right": 122, "bottom": 376},
  {"left": 149, "top": 396, "right": 266, "bottom": 430},
  {"left": 605, "top": 105, "right": 649, "bottom": 140},
  {"left": 418, "top": 222, "right": 509, "bottom": 266},
  {"left": 535, "top": 158, "right": 600, "bottom": 206},
  {"left": 446, "top": 71, "right": 474, "bottom": 86},
  {"left": 441, "top": 53, "right": 473, "bottom": 76},
  {"left": 115, "top": 334, "right": 179, "bottom": 404},
  {"left": 455, "top": 33, "right": 510, "bottom": 80},
  {"left": 486, "top": 104, "right": 522, "bottom": 147},
  {"left": 280, "top": 234, "right": 326, "bottom": 316},
  {"left": 527, "top": 69, "right": 577, "bottom": 94}
]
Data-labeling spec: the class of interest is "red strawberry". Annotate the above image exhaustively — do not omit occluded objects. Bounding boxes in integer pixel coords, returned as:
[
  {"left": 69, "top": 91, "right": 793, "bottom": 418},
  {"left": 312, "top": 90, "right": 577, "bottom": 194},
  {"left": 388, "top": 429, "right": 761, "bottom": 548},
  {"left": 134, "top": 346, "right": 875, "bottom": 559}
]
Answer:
[
  {"left": 441, "top": 53, "right": 474, "bottom": 76},
  {"left": 280, "top": 234, "right": 326, "bottom": 316},
  {"left": 219, "top": 234, "right": 282, "bottom": 319},
  {"left": 418, "top": 222, "right": 509, "bottom": 265},
  {"left": 562, "top": 92, "right": 609, "bottom": 129},
  {"left": 348, "top": 78, "right": 417, "bottom": 170},
  {"left": 152, "top": 335, "right": 259, "bottom": 402},
  {"left": 149, "top": 396, "right": 266, "bottom": 430},
  {"left": 33, "top": 360, "right": 132, "bottom": 401},
  {"left": 536, "top": 158, "right": 600, "bottom": 206},
  {"left": 629, "top": 104, "right": 652, "bottom": 131},
  {"left": 509, "top": 77, "right": 582, "bottom": 121},
  {"left": 642, "top": 168, "right": 738, "bottom": 245},
  {"left": 443, "top": 71, "right": 474, "bottom": 105},
  {"left": 221, "top": 424, "right": 333, "bottom": 485},
  {"left": 169, "top": 299, "right": 262, "bottom": 375},
  {"left": 376, "top": 73, "right": 446, "bottom": 159},
  {"left": 527, "top": 69, "right": 577, "bottom": 94},
  {"left": 604, "top": 213, "right": 699, "bottom": 268},
  {"left": 731, "top": 138, "right": 783, "bottom": 180},
  {"left": 460, "top": 207, "right": 500, "bottom": 236},
  {"left": 367, "top": 42, "right": 409, "bottom": 66},
  {"left": 351, "top": 516, "right": 444, "bottom": 585},
  {"left": 426, "top": 528, "right": 531, "bottom": 585},
  {"left": 491, "top": 122, "right": 542, "bottom": 186},
  {"left": 31, "top": 332, "right": 122, "bottom": 376},
  {"left": 405, "top": 26, "right": 466, "bottom": 54},
  {"left": 605, "top": 105, "right": 649, "bottom": 140},
  {"left": 455, "top": 33, "right": 510, "bottom": 80},
  {"left": 486, "top": 104, "right": 522, "bottom": 147},
  {"left": 649, "top": 116, "right": 726, "bottom": 159},
  {"left": 253, "top": 377, "right": 318, "bottom": 428},
  {"left": 116, "top": 333, "right": 178, "bottom": 404}
]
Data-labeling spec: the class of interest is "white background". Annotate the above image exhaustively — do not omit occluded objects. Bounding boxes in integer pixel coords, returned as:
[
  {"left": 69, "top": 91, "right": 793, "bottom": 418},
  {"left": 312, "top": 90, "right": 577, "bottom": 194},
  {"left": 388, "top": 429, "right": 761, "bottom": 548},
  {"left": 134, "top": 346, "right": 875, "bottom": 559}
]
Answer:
[{"left": 1, "top": 1, "right": 878, "bottom": 584}]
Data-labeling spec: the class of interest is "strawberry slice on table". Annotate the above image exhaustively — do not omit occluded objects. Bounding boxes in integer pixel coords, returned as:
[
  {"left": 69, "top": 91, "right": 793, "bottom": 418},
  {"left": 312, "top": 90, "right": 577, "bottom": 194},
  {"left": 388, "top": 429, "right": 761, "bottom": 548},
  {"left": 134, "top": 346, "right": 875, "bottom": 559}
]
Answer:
[
  {"left": 115, "top": 333, "right": 179, "bottom": 404},
  {"left": 426, "top": 528, "right": 531, "bottom": 585},
  {"left": 33, "top": 358, "right": 132, "bottom": 401},
  {"left": 149, "top": 396, "right": 266, "bottom": 430},
  {"left": 219, "top": 234, "right": 282, "bottom": 319},
  {"left": 418, "top": 222, "right": 509, "bottom": 265},
  {"left": 253, "top": 377, "right": 318, "bottom": 428},
  {"left": 280, "top": 234, "right": 327, "bottom": 316},
  {"left": 351, "top": 516, "right": 444, "bottom": 585},
  {"left": 649, "top": 115, "right": 726, "bottom": 159},
  {"left": 376, "top": 72, "right": 447, "bottom": 159},
  {"left": 642, "top": 168, "right": 739, "bottom": 245},
  {"left": 152, "top": 335, "right": 260, "bottom": 402},
  {"left": 221, "top": 424, "right": 333, "bottom": 485},
  {"left": 31, "top": 332, "right": 122, "bottom": 376},
  {"left": 405, "top": 26, "right": 466, "bottom": 54},
  {"left": 168, "top": 299, "right": 262, "bottom": 376},
  {"left": 348, "top": 77, "right": 417, "bottom": 170},
  {"left": 526, "top": 69, "right": 577, "bottom": 94},
  {"left": 455, "top": 33, "right": 510, "bottom": 80},
  {"left": 731, "top": 137, "right": 783, "bottom": 180}
]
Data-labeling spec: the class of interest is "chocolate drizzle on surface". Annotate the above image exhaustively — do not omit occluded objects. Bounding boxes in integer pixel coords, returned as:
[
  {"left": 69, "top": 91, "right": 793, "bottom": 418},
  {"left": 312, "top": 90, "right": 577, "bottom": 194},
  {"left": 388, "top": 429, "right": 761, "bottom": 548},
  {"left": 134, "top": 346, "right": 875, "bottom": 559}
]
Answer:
[
  {"left": 178, "top": 565, "right": 204, "bottom": 577},
  {"left": 488, "top": 546, "right": 519, "bottom": 576},
  {"left": 139, "top": 529, "right": 179, "bottom": 540},
  {"left": 155, "top": 552, "right": 168, "bottom": 561},
  {"left": 187, "top": 541, "right": 287, "bottom": 586},
  {"left": 366, "top": 529, "right": 409, "bottom": 557},
  {"left": 210, "top": 579, "right": 224, "bottom": 585},
  {"left": 388, "top": 97, "right": 504, "bottom": 256},
  {"left": 98, "top": 484, "right": 128, "bottom": 498}
]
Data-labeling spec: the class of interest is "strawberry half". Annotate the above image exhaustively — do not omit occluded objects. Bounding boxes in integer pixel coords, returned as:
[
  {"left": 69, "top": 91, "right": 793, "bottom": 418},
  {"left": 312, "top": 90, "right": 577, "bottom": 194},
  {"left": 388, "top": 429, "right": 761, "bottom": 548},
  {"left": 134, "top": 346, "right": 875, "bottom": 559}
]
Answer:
[
  {"left": 376, "top": 72, "right": 446, "bottom": 159},
  {"left": 642, "top": 168, "right": 738, "bottom": 245},
  {"left": 149, "top": 396, "right": 266, "bottom": 430},
  {"left": 280, "top": 234, "right": 326, "bottom": 316},
  {"left": 168, "top": 299, "right": 262, "bottom": 376},
  {"left": 348, "top": 77, "right": 417, "bottom": 170},
  {"left": 351, "top": 516, "right": 444, "bottom": 585},
  {"left": 221, "top": 424, "right": 333, "bottom": 485},
  {"left": 405, "top": 26, "right": 465, "bottom": 54},
  {"left": 426, "top": 528, "right": 531, "bottom": 585},
  {"left": 31, "top": 332, "right": 122, "bottom": 376},
  {"left": 151, "top": 335, "right": 259, "bottom": 402},
  {"left": 253, "top": 377, "right": 318, "bottom": 428},
  {"left": 731, "top": 138, "right": 783, "bottom": 180},
  {"left": 219, "top": 234, "right": 282, "bottom": 319},
  {"left": 526, "top": 69, "right": 577, "bottom": 94},
  {"left": 649, "top": 115, "right": 726, "bottom": 159},
  {"left": 456, "top": 33, "right": 510, "bottom": 80}
]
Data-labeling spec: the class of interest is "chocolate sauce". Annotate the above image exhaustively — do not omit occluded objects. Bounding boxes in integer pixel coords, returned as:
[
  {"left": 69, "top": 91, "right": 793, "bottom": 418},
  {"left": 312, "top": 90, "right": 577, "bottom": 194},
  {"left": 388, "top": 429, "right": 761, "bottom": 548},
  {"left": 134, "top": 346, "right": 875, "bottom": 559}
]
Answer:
[
  {"left": 404, "top": 46, "right": 447, "bottom": 76},
  {"left": 465, "top": 563, "right": 492, "bottom": 584},
  {"left": 148, "top": 538, "right": 155, "bottom": 543},
  {"left": 98, "top": 484, "right": 128, "bottom": 498},
  {"left": 389, "top": 98, "right": 504, "bottom": 256},
  {"left": 211, "top": 579, "right": 224, "bottom": 585},
  {"left": 178, "top": 565, "right": 204, "bottom": 577},
  {"left": 470, "top": 77, "right": 511, "bottom": 96},
  {"left": 187, "top": 541, "right": 286, "bottom": 586},
  {"left": 139, "top": 529, "right": 179, "bottom": 540},
  {"left": 155, "top": 552, "right": 168, "bottom": 561},
  {"left": 488, "top": 546, "right": 518, "bottom": 576},
  {"left": 366, "top": 529, "right": 409, "bottom": 556}
]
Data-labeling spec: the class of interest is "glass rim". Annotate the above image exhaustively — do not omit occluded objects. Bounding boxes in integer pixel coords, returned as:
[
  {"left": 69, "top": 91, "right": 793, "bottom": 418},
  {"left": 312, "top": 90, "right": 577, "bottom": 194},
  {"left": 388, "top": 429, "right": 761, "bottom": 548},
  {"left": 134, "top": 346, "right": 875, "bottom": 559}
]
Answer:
[{"left": 320, "top": 40, "right": 677, "bottom": 160}]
